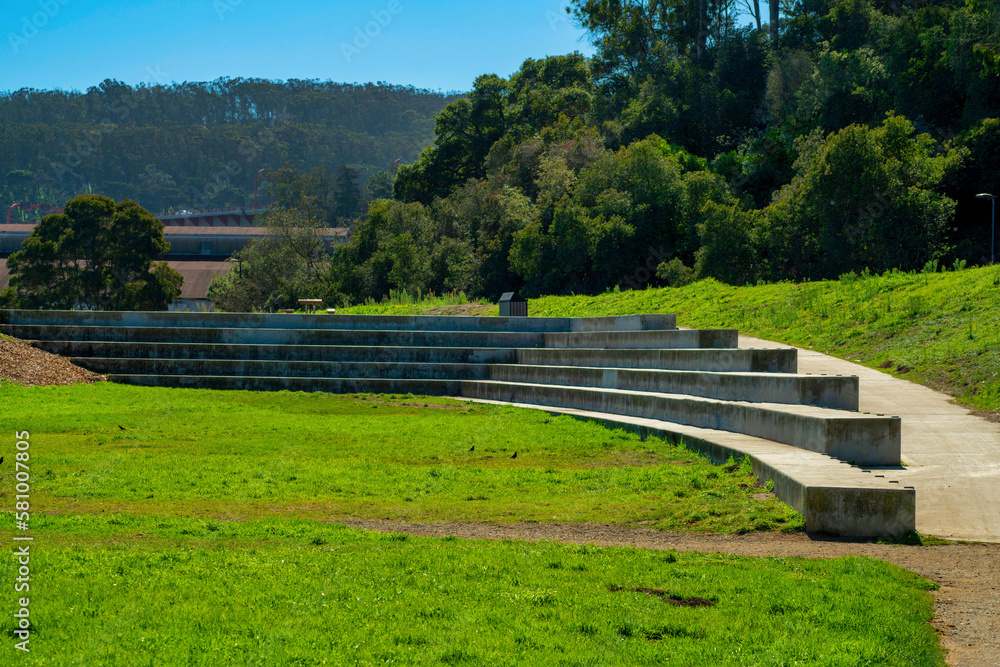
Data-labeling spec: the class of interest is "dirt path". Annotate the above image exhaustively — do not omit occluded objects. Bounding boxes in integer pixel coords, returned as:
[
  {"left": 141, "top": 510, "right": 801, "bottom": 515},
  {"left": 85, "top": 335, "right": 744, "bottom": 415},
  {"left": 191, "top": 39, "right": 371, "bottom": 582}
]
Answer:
[{"left": 340, "top": 520, "right": 1000, "bottom": 667}]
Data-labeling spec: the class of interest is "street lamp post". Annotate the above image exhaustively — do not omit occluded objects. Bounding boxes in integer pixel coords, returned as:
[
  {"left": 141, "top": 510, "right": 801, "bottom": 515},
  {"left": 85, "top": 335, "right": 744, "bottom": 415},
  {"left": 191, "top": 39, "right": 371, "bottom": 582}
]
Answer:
[{"left": 977, "top": 193, "right": 996, "bottom": 265}]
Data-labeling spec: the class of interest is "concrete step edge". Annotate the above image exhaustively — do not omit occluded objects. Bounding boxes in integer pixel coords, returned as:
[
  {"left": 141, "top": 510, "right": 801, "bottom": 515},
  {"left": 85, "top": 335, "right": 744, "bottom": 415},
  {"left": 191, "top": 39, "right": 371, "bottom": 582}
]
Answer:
[
  {"left": 461, "top": 379, "right": 893, "bottom": 421},
  {"left": 458, "top": 398, "right": 915, "bottom": 538}
]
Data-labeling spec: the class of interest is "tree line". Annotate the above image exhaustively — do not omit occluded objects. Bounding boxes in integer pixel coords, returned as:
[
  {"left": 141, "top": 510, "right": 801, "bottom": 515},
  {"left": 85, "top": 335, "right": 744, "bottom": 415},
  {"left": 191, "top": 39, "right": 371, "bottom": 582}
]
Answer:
[{"left": 0, "top": 79, "right": 460, "bottom": 217}]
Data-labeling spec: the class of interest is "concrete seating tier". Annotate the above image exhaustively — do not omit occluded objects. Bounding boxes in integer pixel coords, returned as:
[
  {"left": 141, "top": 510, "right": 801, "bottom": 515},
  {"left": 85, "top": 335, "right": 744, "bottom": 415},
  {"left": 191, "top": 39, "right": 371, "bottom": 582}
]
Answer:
[
  {"left": 0, "top": 309, "right": 912, "bottom": 537},
  {"left": 2, "top": 325, "right": 735, "bottom": 350},
  {"left": 516, "top": 348, "right": 797, "bottom": 373},
  {"left": 461, "top": 381, "right": 898, "bottom": 465},
  {"left": 0, "top": 310, "right": 677, "bottom": 333},
  {"left": 27, "top": 341, "right": 522, "bottom": 364},
  {"left": 486, "top": 365, "right": 859, "bottom": 410}
]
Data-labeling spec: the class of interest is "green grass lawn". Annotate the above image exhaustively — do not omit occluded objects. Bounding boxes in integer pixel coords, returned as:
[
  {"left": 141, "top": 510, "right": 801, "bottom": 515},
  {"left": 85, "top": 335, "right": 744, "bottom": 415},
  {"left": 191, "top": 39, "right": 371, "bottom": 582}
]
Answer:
[
  {"left": 2, "top": 354, "right": 957, "bottom": 666},
  {"left": 0, "top": 383, "right": 798, "bottom": 533},
  {"left": 340, "top": 266, "right": 1000, "bottom": 413},
  {"left": 0, "top": 383, "right": 946, "bottom": 664},
  {"left": 0, "top": 515, "right": 942, "bottom": 666}
]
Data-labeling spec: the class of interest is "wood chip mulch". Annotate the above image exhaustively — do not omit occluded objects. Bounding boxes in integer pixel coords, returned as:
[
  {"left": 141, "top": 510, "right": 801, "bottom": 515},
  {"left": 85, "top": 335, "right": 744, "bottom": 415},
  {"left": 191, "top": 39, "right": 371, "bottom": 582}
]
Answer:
[{"left": 0, "top": 334, "right": 106, "bottom": 387}]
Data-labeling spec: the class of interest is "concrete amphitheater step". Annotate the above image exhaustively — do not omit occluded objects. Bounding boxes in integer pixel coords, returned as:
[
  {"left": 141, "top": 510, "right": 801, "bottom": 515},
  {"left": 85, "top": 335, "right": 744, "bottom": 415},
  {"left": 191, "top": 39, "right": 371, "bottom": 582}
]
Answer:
[
  {"left": 740, "top": 333, "right": 1000, "bottom": 543},
  {"left": 35, "top": 341, "right": 521, "bottom": 364},
  {"left": 4, "top": 325, "right": 549, "bottom": 348},
  {"left": 515, "top": 347, "right": 798, "bottom": 373},
  {"left": 6, "top": 325, "right": 735, "bottom": 350},
  {"left": 463, "top": 398, "right": 915, "bottom": 538},
  {"left": 543, "top": 329, "right": 737, "bottom": 349},
  {"left": 460, "top": 380, "right": 900, "bottom": 466},
  {"left": 0, "top": 310, "right": 676, "bottom": 333},
  {"left": 488, "top": 364, "right": 859, "bottom": 411},
  {"left": 79, "top": 358, "right": 492, "bottom": 380},
  {"left": 36, "top": 341, "right": 794, "bottom": 373},
  {"left": 109, "top": 374, "right": 462, "bottom": 394}
]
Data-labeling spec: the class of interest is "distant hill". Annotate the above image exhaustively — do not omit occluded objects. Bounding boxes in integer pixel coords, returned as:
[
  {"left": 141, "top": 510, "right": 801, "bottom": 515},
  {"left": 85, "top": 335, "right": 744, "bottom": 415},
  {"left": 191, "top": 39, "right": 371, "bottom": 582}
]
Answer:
[{"left": 0, "top": 78, "right": 464, "bottom": 216}]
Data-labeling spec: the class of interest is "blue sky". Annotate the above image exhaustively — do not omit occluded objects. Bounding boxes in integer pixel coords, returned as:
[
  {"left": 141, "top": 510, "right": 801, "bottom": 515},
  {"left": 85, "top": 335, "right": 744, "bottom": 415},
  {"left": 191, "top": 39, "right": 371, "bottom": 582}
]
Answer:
[{"left": 1, "top": 0, "right": 598, "bottom": 93}]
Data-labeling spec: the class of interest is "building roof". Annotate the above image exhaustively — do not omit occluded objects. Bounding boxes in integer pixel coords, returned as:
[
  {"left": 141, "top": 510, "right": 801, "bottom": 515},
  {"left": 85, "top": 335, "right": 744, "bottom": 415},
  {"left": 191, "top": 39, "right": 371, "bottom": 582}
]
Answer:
[
  {"left": 0, "top": 257, "right": 233, "bottom": 301},
  {"left": 161, "top": 226, "right": 348, "bottom": 237},
  {"left": 166, "top": 260, "right": 234, "bottom": 300},
  {"left": 1, "top": 224, "right": 348, "bottom": 237},
  {"left": 0, "top": 225, "right": 35, "bottom": 235}
]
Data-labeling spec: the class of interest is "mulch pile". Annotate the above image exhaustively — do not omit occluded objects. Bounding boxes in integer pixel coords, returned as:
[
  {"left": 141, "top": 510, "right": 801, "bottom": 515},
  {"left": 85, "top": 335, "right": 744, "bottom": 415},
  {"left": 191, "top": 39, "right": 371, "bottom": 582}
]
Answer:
[{"left": 0, "top": 334, "right": 106, "bottom": 386}]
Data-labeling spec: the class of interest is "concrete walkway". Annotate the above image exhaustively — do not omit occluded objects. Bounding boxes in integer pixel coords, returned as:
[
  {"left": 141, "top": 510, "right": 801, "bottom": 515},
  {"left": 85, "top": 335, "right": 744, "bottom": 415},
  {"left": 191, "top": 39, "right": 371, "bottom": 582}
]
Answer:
[{"left": 741, "top": 335, "right": 1000, "bottom": 543}]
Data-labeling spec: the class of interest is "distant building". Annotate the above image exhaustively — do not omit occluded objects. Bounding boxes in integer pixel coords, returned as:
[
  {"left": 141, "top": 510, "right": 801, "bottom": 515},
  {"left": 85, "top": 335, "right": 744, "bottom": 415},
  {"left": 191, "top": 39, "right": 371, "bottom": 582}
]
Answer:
[{"left": 0, "top": 223, "right": 350, "bottom": 311}]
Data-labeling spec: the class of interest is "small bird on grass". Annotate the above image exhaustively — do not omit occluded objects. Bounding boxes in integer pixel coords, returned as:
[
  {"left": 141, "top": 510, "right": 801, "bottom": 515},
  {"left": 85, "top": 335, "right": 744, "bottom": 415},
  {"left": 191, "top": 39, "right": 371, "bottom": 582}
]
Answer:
[
  {"left": 468, "top": 446, "right": 475, "bottom": 452},
  {"left": 118, "top": 425, "right": 126, "bottom": 430},
  {"left": 0, "top": 456, "right": 4, "bottom": 465},
  {"left": 510, "top": 452, "right": 517, "bottom": 459}
]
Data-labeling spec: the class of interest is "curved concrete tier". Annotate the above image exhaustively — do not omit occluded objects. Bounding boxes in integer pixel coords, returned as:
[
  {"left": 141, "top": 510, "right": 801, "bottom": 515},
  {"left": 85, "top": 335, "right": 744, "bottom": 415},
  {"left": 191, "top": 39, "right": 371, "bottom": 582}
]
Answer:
[
  {"left": 0, "top": 309, "right": 676, "bottom": 333},
  {"left": 461, "top": 398, "right": 915, "bottom": 538},
  {"left": 460, "top": 380, "right": 897, "bottom": 465},
  {"left": 487, "top": 364, "right": 858, "bottom": 410}
]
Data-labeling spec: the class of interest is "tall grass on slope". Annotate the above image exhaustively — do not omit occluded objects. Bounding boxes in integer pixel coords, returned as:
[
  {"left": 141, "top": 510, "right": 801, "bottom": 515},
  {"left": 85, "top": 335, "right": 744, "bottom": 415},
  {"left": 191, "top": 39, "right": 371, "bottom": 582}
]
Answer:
[{"left": 529, "top": 267, "right": 1000, "bottom": 412}]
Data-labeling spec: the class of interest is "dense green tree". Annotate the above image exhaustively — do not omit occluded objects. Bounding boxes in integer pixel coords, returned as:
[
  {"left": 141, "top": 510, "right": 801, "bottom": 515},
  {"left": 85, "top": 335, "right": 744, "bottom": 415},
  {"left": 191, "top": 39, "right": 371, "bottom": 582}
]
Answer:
[
  {"left": 694, "top": 202, "right": 764, "bottom": 284},
  {"left": 365, "top": 170, "right": 395, "bottom": 200},
  {"left": 334, "top": 165, "right": 364, "bottom": 221},
  {"left": 761, "top": 114, "right": 959, "bottom": 279},
  {"left": 2, "top": 194, "right": 182, "bottom": 310},
  {"left": 394, "top": 75, "right": 507, "bottom": 204},
  {"left": 508, "top": 135, "right": 728, "bottom": 294},
  {"left": 207, "top": 207, "right": 342, "bottom": 312},
  {"left": 941, "top": 118, "right": 1000, "bottom": 263}
]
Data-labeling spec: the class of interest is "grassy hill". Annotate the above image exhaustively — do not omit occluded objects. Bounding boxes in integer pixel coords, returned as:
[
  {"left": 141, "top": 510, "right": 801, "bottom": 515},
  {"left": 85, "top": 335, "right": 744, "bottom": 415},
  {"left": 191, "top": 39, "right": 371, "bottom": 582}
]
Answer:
[{"left": 341, "top": 266, "right": 1000, "bottom": 414}]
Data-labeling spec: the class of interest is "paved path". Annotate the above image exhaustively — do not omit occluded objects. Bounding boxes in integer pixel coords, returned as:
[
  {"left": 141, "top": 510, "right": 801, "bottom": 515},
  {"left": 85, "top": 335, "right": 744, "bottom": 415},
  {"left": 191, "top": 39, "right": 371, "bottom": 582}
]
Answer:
[{"left": 740, "top": 335, "right": 1000, "bottom": 542}]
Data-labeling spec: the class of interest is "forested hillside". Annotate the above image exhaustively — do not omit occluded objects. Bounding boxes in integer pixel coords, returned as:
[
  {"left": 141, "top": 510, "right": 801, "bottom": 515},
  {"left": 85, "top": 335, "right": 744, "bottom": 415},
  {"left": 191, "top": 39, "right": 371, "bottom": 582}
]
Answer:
[
  {"left": 0, "top": 78, "right": 462, "bottom": 216},
  {"left": 314, "top": 0, "right": 999, "bottom": 304}
]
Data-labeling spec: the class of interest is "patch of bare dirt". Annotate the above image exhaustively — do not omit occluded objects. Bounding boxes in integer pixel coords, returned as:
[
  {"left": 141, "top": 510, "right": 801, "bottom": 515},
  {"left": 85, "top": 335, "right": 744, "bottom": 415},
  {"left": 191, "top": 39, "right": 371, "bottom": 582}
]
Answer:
[
  {"left": 339, "top": 520, "right": 1000, "bottom": 667},
  {"left": 607, "top": 585, "right": 716, "bottom": 607},
  {"left": 392, "top": 401, "right": 471, "bottom": 411},
  {"left": 420, "top": 303, "right": 494, "bottom": 317},
  {"left": 0, "top": 335, "right": 105, "bottom": 386}
]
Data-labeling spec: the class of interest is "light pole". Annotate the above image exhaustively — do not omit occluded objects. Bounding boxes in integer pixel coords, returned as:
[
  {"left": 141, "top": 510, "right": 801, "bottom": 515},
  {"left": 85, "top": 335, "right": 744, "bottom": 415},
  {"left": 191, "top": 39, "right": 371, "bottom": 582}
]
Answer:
[{"left": 977, "top": 193, "right": 995, "bottom": 265}]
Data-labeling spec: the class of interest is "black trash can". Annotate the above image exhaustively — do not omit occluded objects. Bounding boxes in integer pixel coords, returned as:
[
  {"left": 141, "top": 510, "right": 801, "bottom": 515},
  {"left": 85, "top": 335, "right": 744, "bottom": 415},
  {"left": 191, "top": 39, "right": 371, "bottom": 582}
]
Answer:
[{"left": 498, "top": 291, "right": 527, "bottom": 317}]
